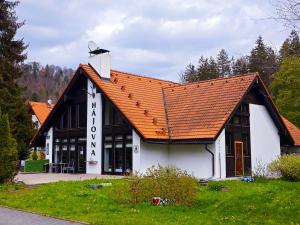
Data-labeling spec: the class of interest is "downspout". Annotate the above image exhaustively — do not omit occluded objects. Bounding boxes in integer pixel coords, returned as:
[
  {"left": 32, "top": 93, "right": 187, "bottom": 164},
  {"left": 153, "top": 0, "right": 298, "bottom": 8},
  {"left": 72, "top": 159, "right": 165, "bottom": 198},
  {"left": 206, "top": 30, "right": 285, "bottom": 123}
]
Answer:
[{"left": 205, "top": 144, "right": 214, "bottom": 178}]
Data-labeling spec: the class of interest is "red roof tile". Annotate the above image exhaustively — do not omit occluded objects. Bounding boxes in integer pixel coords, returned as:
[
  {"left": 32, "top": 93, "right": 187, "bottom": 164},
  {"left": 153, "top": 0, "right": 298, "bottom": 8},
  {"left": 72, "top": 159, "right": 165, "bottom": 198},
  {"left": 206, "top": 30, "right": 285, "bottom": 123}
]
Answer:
[
  {"left": 164, "top": 74, "right": 257, "bottom": 139},
  {"left": 28, "top": 101, "right": 54, "bottom": 124},
  {"left": 281, "top": 116, "right": 300, "bottom": 146}
]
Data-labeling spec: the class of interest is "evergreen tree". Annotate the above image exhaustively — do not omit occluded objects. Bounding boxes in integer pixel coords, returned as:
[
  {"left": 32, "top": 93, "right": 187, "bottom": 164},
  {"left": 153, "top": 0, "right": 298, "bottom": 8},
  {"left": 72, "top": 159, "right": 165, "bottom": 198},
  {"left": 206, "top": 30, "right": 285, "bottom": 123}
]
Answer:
[
  {"left": 248, "top": 36, "right": 278, "bottom": 89},
  {"left": 232, "top": 56, "right": 249, "bottom": 75},
  {"left": 271, "top": 57, "right": 300, "bottom": 127},
  {"left": 217, "top": 49, "right": 231, "bottom": 77},
  {"left": 280, "top": 30, "right": 300, "bottom": 59},
  {"left": 0, "top": 1, "right": 34, "bottom": 160},
  {"left": 196, "top": 56, "right": 219, "bottom": 81},
  {"left": 0, "top": 109, "right": 17, "bottom": 183},
  {"left": 180, "top": 64, "right": 197, "bottom": 83}
]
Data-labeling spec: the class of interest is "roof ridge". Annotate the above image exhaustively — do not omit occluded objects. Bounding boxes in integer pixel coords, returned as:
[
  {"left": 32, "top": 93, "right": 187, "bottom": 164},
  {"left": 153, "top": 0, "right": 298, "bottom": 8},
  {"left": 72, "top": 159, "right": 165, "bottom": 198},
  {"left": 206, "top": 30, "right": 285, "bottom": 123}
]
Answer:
[
  {"left": 111, "top": 69, "right": 178, "bottom": 84},
  {"left": 164, "top": 72, "right": 258, "bottom": 89}
]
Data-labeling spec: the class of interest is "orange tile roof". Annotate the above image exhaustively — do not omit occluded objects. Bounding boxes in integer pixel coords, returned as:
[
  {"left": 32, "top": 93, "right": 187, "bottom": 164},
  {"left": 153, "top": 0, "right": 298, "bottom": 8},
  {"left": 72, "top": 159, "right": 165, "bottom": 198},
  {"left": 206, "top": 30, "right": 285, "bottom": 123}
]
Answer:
[
  {"left": 281, "top": 116, "right": 300, "bottom": 146},
  {"left": 28, "top": 101, "right": 54, "bottom": 124},
  {"left": 81, "top": 64, "right": 178, "bottom": 139},
  {"left": 164, "top": 74, "right": 257, "bottom": 139},
  {"left": 81, "top": 64, "right": 257, "bottom": 140}
]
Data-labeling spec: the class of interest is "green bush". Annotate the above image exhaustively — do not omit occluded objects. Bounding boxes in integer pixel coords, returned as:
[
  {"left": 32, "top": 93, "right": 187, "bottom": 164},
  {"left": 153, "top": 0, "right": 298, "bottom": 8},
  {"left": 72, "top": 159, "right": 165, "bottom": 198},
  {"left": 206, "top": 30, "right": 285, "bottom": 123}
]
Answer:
[
  {"left": 207, "top": 181, "right": 225, "bottom": 191},
  {"left": 31, "top": 150, "right": 38, "bottom": 160},
  {"left": 0, "top": 109, "right": 17, "bottom": 183},
  {"left": 111, "top": 165, "right": 198, "bottom": 206},
  {"left": 268, "top": 154, "right": 300, "bottom": 181}
]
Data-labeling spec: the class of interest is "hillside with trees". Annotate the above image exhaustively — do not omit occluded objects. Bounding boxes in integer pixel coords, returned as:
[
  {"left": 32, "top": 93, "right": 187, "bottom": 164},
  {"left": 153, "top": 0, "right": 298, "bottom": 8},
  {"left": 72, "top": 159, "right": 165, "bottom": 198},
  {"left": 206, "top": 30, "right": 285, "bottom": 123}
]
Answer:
[{"left": 18, "top": 63, "right": 74, "bottom": 102}]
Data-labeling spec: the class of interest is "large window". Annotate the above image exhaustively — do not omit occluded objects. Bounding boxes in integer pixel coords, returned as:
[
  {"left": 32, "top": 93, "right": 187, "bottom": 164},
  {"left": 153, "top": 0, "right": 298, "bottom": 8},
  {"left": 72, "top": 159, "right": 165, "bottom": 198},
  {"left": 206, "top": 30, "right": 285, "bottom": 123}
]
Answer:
[
  {"left": 104, "top": 100, "right": 126, "bottom": 126},
  {"left": 78, "top": 102, "right": 87, "bottom": 128},
  {"left": 70, "top": 105, "right": 77, "bottom": 128}
]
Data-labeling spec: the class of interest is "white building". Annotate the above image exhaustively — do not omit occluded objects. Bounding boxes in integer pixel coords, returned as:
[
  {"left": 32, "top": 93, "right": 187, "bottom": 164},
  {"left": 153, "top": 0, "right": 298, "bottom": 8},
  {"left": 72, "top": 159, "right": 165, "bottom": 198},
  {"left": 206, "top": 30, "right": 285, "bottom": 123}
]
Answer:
[{"left": 31, "top": 49, "right": 300, "bottom": 178}]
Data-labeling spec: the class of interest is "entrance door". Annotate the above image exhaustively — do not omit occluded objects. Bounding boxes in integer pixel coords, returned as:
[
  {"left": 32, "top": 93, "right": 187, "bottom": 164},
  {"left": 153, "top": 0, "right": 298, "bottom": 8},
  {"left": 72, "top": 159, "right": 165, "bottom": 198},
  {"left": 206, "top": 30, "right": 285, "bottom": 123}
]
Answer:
[
  {"left": 77, "top": 142, "right": 86, "bottom": 173},
  {"left": 235, "top": 141, "right": 244, "bottom": 176}
]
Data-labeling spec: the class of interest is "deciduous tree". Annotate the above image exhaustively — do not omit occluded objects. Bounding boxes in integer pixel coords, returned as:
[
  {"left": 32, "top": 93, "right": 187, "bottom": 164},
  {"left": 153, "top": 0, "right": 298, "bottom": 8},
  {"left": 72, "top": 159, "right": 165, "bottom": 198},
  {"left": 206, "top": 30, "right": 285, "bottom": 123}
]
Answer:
[{"left": 272, "top": 57, "right": 300, "bottom": 127}]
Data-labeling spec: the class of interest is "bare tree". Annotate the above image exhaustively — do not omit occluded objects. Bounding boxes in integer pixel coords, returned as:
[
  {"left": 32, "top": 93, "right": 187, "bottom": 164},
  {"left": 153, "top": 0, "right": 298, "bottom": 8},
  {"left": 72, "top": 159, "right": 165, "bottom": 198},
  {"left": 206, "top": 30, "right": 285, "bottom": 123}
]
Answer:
[{"left": 272, "top": 0, "right": 300, "bottom": 29}]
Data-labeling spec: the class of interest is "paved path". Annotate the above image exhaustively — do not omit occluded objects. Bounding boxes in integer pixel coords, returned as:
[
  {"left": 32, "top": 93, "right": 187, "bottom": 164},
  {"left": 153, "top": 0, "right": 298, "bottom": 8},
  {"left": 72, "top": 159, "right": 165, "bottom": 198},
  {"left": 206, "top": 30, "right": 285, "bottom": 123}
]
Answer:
[
  {"left": 16, "top": 173, "right": 122, "bottom": 185},
  {"left": 0, "top": 206, "right": 88, "bottom": 225}
]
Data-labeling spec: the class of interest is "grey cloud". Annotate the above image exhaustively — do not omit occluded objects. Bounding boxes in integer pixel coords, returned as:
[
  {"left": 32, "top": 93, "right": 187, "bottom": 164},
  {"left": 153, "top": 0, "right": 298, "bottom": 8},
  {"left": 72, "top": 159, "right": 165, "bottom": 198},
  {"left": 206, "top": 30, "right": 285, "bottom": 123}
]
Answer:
[{"left": 16, "top": 0, "right": 290, "bottom": 81}]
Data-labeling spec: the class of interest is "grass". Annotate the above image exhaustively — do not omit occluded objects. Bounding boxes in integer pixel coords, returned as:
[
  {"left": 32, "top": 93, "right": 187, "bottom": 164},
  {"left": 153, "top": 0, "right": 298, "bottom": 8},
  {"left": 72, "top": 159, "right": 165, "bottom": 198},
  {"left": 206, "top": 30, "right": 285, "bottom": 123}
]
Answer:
[
  {"left": 23, "top": 160, "right": 49, "bottom": 172},
  {"left": 0, "top": 179, "right": 300, "bottom": 225}
]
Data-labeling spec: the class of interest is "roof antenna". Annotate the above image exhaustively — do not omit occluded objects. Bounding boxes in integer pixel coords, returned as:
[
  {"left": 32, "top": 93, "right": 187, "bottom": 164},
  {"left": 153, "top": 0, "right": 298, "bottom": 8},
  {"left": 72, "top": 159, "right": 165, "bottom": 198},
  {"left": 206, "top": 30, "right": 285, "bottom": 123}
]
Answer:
[{"left": 88, "top": 40, "right": 109, "bottom": 56}]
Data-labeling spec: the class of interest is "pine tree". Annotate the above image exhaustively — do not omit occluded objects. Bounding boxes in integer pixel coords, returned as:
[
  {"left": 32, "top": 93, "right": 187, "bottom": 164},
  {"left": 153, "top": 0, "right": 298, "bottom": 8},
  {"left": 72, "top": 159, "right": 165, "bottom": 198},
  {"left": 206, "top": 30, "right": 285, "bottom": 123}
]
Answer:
[
  {"left": 248, "top": 36, "right": 278, "bottom": 89},
  {"left": 0, "top": 109, "right": 17, "bottom": 183},
  {"left": 217, "top": 49, "right": 231, "bottom": 77},
  {"left": 0, "top": 1, "right": 34, "bottom": 160},
  {"left": 232, "top": 56, "right": 249, "bottom": 75}
]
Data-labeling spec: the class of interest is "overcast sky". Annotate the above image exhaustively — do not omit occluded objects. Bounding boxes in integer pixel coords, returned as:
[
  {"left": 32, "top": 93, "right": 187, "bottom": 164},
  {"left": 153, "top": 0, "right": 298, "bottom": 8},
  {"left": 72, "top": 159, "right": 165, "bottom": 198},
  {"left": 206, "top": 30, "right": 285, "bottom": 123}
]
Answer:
[{"left": 16, "top": 0, "right": 290, "bottom": 81}]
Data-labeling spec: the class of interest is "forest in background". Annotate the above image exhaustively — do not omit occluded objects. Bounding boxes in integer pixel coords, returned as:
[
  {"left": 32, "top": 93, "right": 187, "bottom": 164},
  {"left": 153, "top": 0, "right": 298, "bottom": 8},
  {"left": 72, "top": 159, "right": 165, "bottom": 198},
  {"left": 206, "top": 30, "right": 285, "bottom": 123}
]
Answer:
[{"left": 18, "top": 63, "right": 74, "bottom": 102}]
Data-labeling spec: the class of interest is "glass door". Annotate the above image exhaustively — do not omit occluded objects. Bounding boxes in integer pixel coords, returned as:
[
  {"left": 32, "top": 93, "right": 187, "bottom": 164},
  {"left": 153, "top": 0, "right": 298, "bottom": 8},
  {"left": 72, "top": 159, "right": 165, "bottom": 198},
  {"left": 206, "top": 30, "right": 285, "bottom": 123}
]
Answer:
[
  {"left": 114, "top": 135, "right": 124, "bottom": 173},
  {"left": 103, "top": 136, "right": 113, "bottom": 173},
  {"left": 77, "top": 142, "right": 86, "bottom": 173},
  {"left": 102, "top": 134, "right": 132, "bottom": 175}
]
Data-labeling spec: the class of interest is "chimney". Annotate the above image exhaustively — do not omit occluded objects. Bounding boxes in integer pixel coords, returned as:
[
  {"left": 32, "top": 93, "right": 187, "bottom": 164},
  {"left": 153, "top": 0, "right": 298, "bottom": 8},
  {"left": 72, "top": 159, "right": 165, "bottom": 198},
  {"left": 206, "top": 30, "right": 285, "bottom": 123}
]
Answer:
[{"left": 88, "top": 41, "right": 111, "bottom": 79}]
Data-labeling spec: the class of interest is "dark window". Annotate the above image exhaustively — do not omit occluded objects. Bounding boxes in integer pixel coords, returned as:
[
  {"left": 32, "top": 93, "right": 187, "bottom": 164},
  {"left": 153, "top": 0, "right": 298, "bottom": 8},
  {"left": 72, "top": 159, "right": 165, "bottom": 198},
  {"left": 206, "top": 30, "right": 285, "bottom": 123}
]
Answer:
[
  {"left": 55, "top": 118, "right": 61, "bottom": 130},
  {"left": 226, "top": 132, "right": 232, "bottom": 155},
  {"left": 62, "top": 109, "right": 69, "bottom": 129},
  {"left": 242, "top": 134, "right": 250, "bottom": 156},
  {"left": 70, "top": 105, "right": 77, "bottom": 128},
  {"left": 114, "top": 110, "right": 125, "bottom": 125},
  {"left": 104, "top": 101, "right": 113, "bottom": 125},
  {"left": 78, "top": 102, "right": 87, "bottom": 128},
  {"left": 232, "top": 116, "right": 240, "bottom": 125}
]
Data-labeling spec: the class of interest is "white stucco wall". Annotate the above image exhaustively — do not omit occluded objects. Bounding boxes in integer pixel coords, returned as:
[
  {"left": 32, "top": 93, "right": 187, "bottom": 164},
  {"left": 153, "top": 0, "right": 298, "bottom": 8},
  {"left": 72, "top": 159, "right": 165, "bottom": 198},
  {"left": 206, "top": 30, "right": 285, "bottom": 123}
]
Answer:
[
  {"left": 139, "top": 141, "right": 169, "bottom": 173},
  {"left": 132, "top": 130, "right": 141, "bottom": 173},
  {"left": 168, "top": 144, "right": 212, "bottom": 178},
  {"left": 133, "top": 128, "right": 226, "bottom": 179},
  {"left": 213, "top": 129, "right": 226, "bottom": 179},
  {"left": 250, "top": 104, "right": 281, "bottom": 174},
  {"left": 86, "top": 79, "right": 102, "bottom": 174},
  {"left": 45, "top": 127, "right": 53, "bottom": 163}
]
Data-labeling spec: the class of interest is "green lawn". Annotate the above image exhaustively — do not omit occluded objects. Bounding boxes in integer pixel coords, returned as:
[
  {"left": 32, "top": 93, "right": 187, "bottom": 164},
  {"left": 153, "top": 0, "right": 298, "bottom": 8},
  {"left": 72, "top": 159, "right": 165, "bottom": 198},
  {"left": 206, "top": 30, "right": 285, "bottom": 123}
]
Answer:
[{"left": 0, "top": 179, "right": 299, "bottom": 225}]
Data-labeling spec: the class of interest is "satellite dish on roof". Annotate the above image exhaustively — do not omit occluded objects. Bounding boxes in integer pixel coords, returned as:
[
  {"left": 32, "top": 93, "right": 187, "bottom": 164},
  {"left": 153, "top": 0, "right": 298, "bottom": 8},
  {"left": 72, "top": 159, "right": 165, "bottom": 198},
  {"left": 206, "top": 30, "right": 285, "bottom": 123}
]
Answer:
[{"left": 88, "top": 41, "right": 98, "bottom": 52}]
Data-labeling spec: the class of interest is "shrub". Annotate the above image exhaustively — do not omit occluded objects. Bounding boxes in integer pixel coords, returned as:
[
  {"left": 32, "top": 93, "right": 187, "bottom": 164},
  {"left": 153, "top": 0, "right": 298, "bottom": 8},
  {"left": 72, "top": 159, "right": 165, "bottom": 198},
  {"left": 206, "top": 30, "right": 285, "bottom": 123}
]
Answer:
[
  {"left": 253, "top": 160, "right": 269, "bottom": 179},
  {"left": 268, "top": 154, "right": 300, "bottom": 181},
  {"left": 31, "top": 150, "right": 38, "bottom": 160},
  {"left": 111, "top": 165, "right": 198, "bottom": 206},
  {"left": 207, "top": 181, "right": 225, "bottom": 191},
  {"left": 0, "top": 109, "right": 18, "bottom": 183}
]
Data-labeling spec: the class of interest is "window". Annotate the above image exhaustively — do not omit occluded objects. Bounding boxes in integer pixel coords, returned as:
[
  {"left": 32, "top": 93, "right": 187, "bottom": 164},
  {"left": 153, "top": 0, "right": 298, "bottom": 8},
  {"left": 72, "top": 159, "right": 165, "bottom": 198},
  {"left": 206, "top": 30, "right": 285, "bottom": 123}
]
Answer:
[
  {"left": 62, "top": 109, "right": 69, "bottom": 129},
  {"left": 70, "top": 105, "right": 77, "bottom": 128},
  {"left": 232, "top": 116, "right": 240, "bottom": 125},
  {"left": 78, "top": 102, "right": 87, "bottom": 128},
  {"left": 225, "top": 132, "right": 232, "bottom": 155},
  {"left": 114, "top": 111, "right": 125, "bottom": 125},
  {"left": 104, "top": 101, "right": 113, "bottom": 125},
  {"left": 46, "top": 143, "right": 49, "bottom": 155}
]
